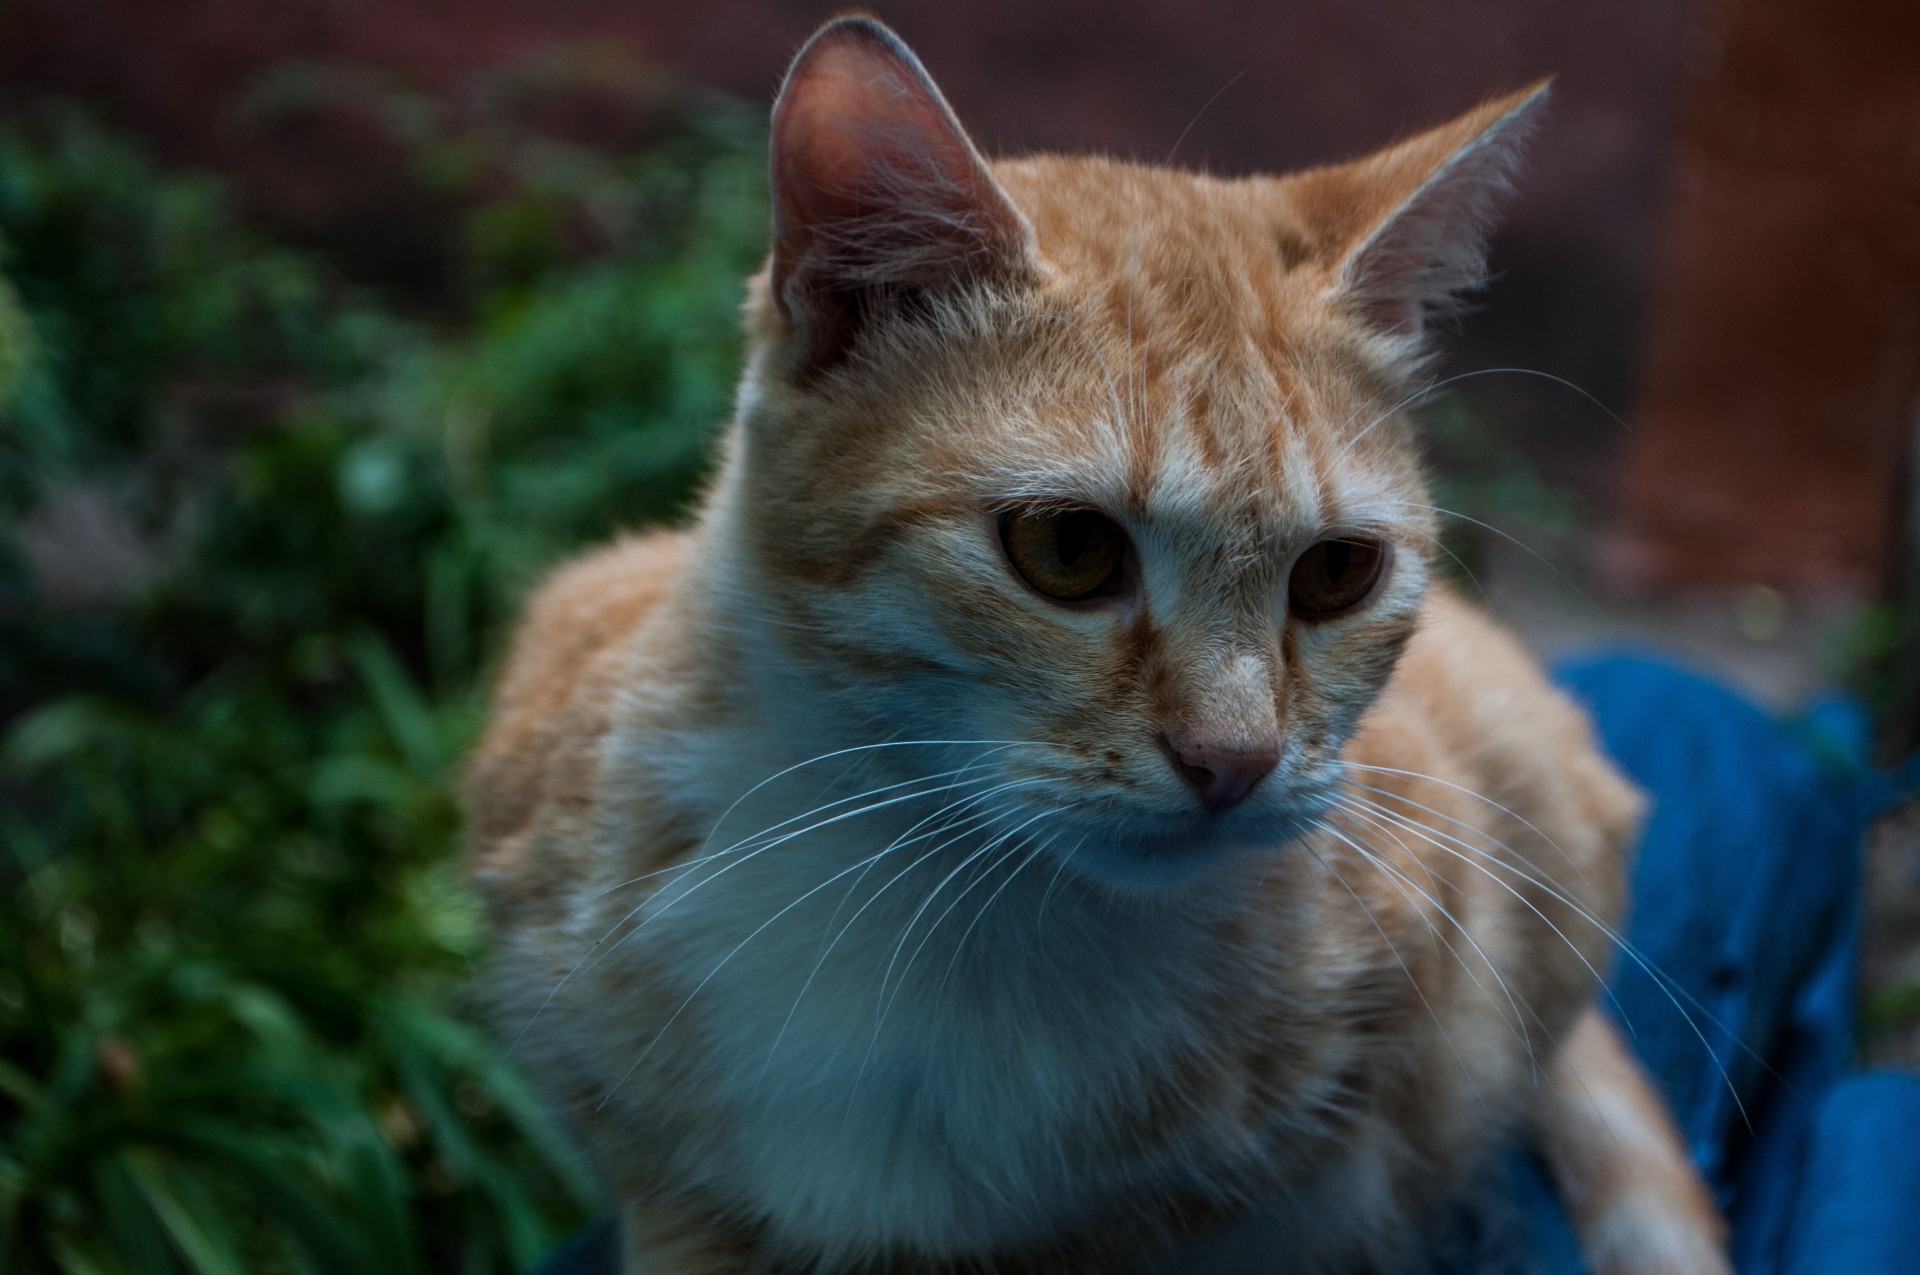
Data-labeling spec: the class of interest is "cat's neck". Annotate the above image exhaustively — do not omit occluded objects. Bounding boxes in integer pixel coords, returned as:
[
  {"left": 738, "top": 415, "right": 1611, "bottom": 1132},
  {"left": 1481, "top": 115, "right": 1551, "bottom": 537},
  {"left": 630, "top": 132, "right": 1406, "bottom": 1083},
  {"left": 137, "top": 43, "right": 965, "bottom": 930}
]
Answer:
[{"left": 657, "top": 476, "right": 981, "bottom": 794}]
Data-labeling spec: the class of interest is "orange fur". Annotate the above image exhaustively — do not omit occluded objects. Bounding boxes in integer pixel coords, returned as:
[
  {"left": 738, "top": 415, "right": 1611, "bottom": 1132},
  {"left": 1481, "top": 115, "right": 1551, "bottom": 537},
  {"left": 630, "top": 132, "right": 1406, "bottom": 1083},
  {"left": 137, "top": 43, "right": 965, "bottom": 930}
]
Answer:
[{"left": 466, "top": 18, "right": 1728, "bottom": 1274}]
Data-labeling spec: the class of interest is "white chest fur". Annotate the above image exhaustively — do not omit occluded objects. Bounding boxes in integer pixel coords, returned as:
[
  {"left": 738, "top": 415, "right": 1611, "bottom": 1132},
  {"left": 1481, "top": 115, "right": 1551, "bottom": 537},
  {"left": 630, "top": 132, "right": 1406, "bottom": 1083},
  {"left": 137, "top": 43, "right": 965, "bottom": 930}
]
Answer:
[{"left": 578, "top": 797, "right": 1280, "bottom": 1264}]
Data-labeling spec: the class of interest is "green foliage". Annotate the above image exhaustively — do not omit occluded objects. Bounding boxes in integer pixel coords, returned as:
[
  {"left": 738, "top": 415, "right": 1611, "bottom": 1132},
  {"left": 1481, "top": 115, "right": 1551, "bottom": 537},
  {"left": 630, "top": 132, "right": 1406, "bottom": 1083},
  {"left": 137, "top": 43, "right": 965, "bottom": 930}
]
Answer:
[
  {"left": 1420, "top": 392, "right": 1586, "bottom": 582},
  {"left": 0, "top": 66, "right": 768, "bottom": 1273}
]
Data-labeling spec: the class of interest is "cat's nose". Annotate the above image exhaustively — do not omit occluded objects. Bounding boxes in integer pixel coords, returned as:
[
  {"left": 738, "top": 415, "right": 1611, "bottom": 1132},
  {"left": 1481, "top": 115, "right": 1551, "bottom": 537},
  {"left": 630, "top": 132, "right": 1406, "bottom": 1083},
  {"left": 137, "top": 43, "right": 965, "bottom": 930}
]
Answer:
[{"left": 1163, "top": 738, "right": 1279, "bottom": 813}]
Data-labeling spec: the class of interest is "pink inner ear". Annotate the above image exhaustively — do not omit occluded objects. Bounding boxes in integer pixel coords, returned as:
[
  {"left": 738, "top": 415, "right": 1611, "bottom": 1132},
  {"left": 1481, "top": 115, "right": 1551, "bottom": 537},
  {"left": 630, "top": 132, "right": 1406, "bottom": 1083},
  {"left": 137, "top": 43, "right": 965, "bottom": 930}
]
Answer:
[
  {"left": 774, "top": 37, "right": 973, "bottom": 228},
  {"left": 768, "top": 19, "right": 1031, "bottom": 358}
]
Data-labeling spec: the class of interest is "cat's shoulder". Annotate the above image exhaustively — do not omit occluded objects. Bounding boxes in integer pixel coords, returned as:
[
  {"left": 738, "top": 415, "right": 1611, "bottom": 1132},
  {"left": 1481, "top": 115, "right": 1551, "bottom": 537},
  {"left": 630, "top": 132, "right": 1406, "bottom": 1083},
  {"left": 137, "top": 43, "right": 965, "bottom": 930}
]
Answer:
[
  {"left": 1398, "top": 584, "right": 1575, "bottom": 723},
  {"left": 1376, "top": 585, "right": 1644, "bottom": 855},
  {"left": 485, "top": 530, "right": 690, "bottom": 730},
  {"left": 464, "top": 531, "right": 689, "bottom": 901}
]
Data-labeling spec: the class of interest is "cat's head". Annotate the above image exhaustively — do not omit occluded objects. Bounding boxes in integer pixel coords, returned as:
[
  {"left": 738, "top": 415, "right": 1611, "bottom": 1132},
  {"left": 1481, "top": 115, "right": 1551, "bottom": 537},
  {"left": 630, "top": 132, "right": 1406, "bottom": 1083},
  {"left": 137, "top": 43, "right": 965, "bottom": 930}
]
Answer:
[{"left": 717, "top": 17, "right": 1543, "bottom": 888}]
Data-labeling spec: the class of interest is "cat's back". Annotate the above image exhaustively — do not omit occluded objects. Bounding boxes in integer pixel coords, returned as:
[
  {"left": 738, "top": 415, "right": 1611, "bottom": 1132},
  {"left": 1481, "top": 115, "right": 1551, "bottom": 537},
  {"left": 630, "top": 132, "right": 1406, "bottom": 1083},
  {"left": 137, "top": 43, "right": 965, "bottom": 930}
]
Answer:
[{"left": 465, "top": 531, "right": 689, "bottom": 919}]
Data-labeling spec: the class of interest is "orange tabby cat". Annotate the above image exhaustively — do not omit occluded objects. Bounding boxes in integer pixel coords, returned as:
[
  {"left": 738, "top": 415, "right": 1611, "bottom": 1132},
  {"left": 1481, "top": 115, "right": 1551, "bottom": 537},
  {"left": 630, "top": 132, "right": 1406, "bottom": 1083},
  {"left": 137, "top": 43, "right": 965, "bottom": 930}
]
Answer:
[{"left": 467, "top": 17, "right": 1729, "bottom": 1275}]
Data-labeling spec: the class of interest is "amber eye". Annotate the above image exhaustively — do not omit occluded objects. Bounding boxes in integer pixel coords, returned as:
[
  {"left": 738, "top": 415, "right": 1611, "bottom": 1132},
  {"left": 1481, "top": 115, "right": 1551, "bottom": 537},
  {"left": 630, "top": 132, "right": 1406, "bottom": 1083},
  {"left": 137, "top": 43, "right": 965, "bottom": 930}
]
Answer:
[
  {"left": 1288, "top": 537, "right": 1390, "bottom": 618},
  {"left": 999, "top": 507, "right": 1131, "bottom": 602}
]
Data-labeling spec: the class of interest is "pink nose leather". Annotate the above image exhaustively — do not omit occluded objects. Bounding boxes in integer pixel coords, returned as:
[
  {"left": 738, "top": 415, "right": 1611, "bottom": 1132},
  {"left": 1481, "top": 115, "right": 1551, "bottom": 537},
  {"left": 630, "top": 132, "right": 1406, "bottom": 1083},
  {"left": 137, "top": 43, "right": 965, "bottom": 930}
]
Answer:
[{"left": 1165, "top": 739, "right": 1279, "bottom": 813}]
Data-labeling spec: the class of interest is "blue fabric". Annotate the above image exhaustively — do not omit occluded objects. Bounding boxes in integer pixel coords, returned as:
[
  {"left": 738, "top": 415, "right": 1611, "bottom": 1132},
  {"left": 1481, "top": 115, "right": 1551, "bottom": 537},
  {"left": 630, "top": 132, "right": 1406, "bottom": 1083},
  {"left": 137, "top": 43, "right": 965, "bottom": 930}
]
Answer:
[
  {"left": 1777, "top": 1073, "right": 1920, "bottom": 1274},
  {"left": 528, "top": 654, "right": 1920, "bottom": 1275},
  {"left": 1428, "top": 653, "right": 1920, "bottom": 1275}
]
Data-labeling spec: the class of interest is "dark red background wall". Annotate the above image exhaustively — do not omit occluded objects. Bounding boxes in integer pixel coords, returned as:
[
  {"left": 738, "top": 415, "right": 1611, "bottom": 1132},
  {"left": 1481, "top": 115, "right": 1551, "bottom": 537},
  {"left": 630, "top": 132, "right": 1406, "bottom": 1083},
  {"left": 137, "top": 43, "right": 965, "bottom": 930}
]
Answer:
[{"left": 1607, "top": 0, "right": 1920, "bottom": 596}]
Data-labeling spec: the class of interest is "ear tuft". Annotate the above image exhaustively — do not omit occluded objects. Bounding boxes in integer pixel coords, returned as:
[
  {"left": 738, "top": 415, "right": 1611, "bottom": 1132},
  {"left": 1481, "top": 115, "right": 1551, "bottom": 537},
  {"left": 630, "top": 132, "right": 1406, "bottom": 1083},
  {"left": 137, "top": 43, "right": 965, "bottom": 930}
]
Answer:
[
  {"left": 1325, "top": 83, "right": 1549, "bottom": 343},
  {"left": 770, "top": 17, "right": 1036, "bottom": 379}
]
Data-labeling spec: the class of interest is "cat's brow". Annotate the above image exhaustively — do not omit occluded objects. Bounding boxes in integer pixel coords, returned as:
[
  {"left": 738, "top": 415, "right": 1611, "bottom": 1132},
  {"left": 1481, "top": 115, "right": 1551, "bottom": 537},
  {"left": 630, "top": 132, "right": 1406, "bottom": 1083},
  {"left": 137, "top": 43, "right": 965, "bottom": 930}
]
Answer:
[{"left": 972, "top": 455, "right": 1138, "bottom": 512}]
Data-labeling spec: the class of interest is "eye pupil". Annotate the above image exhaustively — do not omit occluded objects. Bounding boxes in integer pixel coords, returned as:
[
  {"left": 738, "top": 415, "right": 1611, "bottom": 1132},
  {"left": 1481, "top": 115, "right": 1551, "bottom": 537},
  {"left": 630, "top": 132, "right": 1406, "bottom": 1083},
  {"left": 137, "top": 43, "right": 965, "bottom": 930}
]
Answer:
[
  {"left": 1322, "top": 538, "right": 1351, "bottom": 582},
  {"left": 1000, "top": 507, "right": 1130, "bottom": 603},
  {"left": 1055, "top": 512, "right": 1094, "bottom": 565}
]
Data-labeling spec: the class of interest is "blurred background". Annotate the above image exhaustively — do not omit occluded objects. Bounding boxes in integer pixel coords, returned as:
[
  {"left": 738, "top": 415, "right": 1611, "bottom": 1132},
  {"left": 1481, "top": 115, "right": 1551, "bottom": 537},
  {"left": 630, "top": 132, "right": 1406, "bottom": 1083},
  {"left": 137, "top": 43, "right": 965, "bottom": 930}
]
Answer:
[{"left": 0, "top": 1, "right": 1914, "bottom": 1270}]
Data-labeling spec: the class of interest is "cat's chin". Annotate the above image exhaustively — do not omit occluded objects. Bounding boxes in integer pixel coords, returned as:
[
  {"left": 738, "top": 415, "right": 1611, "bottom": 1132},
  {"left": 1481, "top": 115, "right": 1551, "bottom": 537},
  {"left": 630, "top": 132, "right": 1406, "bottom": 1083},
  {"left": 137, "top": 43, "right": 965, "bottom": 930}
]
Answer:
[{"left": 1056, "top": 808, "right": 1321, "bottom": 894}]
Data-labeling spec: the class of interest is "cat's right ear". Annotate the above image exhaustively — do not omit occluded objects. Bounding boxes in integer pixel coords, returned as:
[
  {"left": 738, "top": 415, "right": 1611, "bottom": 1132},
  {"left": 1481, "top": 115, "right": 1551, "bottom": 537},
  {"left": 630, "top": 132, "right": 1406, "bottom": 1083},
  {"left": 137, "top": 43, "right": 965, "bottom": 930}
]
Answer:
[
  {"left": 769, "top": 17, "right": 1039, "bottom": 381},
  {"left": 1292, "top": 84, "right": 1548, "bottom": 352}
]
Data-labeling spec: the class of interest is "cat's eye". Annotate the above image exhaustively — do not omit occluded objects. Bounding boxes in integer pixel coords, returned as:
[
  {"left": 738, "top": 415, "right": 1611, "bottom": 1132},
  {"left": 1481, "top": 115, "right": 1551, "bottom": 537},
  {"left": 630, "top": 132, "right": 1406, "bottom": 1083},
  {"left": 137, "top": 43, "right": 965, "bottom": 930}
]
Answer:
[
  {"left": 1288, "top": 537, "right": 1390, "bottom": 619},
  {"left": 999, "top": 507, "right": 1131, "bottom": 603}
]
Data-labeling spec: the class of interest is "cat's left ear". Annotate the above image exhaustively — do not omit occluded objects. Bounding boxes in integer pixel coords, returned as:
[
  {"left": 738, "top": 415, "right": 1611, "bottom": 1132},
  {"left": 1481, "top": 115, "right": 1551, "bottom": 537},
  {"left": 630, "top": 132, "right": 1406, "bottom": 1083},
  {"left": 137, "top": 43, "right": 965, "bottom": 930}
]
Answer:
[
  {"left": 768, "top": 17, "right": 1040, "bottom": 380},
  {"left": 1305, "top": 83, "right": 1549, "bottom": 344}
]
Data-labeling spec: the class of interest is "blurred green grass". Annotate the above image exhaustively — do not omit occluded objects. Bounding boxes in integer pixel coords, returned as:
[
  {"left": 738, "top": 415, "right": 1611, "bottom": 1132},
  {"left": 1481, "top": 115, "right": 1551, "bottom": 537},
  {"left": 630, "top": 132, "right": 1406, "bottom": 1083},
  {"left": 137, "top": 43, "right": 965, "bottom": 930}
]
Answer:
[{"left": 0, "top": 61, "right": 766, "bottom": 1274}]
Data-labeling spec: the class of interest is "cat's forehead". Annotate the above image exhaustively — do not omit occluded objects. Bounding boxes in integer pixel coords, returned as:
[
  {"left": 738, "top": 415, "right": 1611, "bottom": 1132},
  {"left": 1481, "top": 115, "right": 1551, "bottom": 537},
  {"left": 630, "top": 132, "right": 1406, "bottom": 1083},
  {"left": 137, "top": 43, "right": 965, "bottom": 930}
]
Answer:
[
  {"left": 930, "top": 158, "right": 1415, "bottom": 540},
  {"left": 993, "top": 156, "right": 1326, "bottom": 323},
  {"left": 970, "top": 399, "right": 1412, "bottom": 557}
]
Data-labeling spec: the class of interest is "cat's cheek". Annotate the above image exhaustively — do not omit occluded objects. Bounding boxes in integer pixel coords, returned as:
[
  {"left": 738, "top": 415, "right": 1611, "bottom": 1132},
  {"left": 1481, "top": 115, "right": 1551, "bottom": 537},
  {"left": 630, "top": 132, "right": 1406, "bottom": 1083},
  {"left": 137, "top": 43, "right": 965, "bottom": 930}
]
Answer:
[{"left": 1283, "top": 610, "right": 1423, "bottom": 759}]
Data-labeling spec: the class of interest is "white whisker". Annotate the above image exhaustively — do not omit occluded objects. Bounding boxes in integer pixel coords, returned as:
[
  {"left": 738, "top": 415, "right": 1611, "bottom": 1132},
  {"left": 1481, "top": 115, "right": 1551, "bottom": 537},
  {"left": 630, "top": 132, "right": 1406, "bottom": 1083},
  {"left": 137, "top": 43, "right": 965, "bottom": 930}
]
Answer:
[
  {"left": 752, "top": 780, "right": 1056, "bottom": 1084},
  {"left": 518, "top": 768, "right": 1033, "bottom": 1057},
  {"left": 1318, "top": 815, "right": 1536, "bottom": 1063},
  {"left": 1300, "top": 836, "right": 1493, "bottom": 1118},
  {"left": 1336, "top": 366, "right": 1629, "bottom": 461},
  {"left": 938, "top": 824, "right": 1060, "bottom": 996},
  {"left": 874, "top": 803, "right": 1056, "bottom": 1021},
  {"left": 1344, "top": 789, "right": 1758, "bottom": 1129}
]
